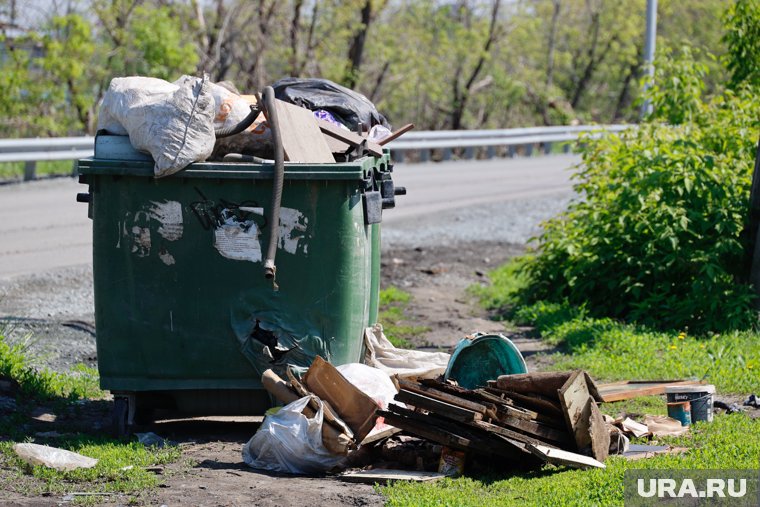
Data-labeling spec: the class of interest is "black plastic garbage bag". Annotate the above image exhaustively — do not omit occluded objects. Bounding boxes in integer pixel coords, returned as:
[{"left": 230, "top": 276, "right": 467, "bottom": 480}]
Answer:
[{"left": 272, "top": 77, "right": 390, "bottom": 131}]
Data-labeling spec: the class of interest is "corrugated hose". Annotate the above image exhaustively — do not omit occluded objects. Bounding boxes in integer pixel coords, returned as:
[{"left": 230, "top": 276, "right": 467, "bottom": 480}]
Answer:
[{"left": 261, "top": 86, "right": 284, "bottom": 289}]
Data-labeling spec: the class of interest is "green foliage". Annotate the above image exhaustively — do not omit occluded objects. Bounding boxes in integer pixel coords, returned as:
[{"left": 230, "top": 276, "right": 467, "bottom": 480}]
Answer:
[
  {"left": 382, "top": 413, "right": 760, "bottom": 506},
  {"left": 645, "top": 46, "right": 710, "bottom": 125},
  {"left": 510, "top": 300, "right": 760, "bottom": 393},
  {"left": 0, "top": 331, "right": 104, "bottom": 401},
  {"left": 723, "top": 0, "right": 760, "bottom": 89},
  {"left": 522, "top": 73, "right": 759, "bottom": 332},
  {"left": 378, "top": 287, "right": 429, "bottom": 348}
]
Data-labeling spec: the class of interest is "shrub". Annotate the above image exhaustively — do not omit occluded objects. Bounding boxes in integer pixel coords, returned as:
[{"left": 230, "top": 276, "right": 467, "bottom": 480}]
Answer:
[{"left": 522, "top": 49, "right": 759, "bottom": 333}]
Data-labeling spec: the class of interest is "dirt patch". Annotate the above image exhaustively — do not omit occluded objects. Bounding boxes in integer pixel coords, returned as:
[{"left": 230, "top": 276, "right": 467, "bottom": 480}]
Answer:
[{"left": 381, "top": 240, "right": 559, "bottom": 370}]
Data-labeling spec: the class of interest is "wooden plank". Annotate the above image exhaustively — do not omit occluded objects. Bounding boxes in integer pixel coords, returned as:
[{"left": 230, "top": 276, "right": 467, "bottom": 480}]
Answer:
[
  {"left": 485, "top": 388, "right": 564, "bottom": 419},
  {"left": 382, "top": 405, "right": 528, "bottom": 459},
  {"left": 395, "top": 390, "right": 482, "bottom": 423},
  {"left": 471, "top": 420, "right": 555, "bottom": 449},
  {"left": 340, "top": 469, "right": 446, "bottom": 484},
  {"left": 317, "top": 120, "right": 384, "bottom": 157},
  {"left": 526, "top": 443, "right": 606, "bottom": 469},
  {"left": 270, "top": 99, "right": 335, "bottom": 163},
  {"left": 558, "top": 372, "right": 609, "bottom": 461},
  {"left": 397, "top": 379, "right": 489, "bottom": 414},
  {"left": 493, "top": 411, "right": 573, "bottom": 447},
  {"left": 377, "top": 123, "right": 415, "bottom": 146},
  {"left": 597, "top": 380, "right": 704, "bottom": 402}
]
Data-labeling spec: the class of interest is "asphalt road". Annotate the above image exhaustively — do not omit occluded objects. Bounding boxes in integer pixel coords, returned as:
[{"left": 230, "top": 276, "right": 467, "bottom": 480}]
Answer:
[{"left": 0, "top": 155, "right": 579, "bottom": 280}]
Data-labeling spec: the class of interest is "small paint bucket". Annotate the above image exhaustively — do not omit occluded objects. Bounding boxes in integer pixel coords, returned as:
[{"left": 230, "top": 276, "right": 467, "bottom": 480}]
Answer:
[
  {"left": 665, "top": 385, "right": 715, "bottom": 423},
  {"left": 667, "top": 400, "right": 691, "bottom": 426}
]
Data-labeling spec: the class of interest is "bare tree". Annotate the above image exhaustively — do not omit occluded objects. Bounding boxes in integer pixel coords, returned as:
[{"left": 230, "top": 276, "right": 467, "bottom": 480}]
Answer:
[{"left": 450, "top": 0, "right": 501, "bottom": 130}]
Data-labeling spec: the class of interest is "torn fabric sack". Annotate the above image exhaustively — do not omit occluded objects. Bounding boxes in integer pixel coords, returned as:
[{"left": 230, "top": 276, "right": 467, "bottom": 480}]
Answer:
[
  {"left": 98, "top": 75, "right": 215, "bottom": 177},
  {"left": 363, "top": 324, "right": 450, "bottom": 379}
]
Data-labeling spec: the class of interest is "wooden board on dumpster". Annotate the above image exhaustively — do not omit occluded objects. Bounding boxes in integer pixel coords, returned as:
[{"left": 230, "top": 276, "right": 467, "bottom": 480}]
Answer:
[
  {"left": 271, "top": 99, "right": 335, "bottom": 163},
  {"left": 303, "top": 356, "right": 378, "bottom": 442}
]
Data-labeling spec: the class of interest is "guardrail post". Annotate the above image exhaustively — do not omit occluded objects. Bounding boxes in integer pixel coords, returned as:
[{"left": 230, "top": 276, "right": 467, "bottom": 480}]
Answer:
[
  {"left": 507, "top": 146, "right": 516, "bottom": 158},
  {"left": 392, "top": 150, "right": 404, "bottom": 163},
  {"left": 464, "top": 147, "right": 475, "bottom": 160},
  {"left": 442, "top": 148, "right": 452, "bottom": 162},
  {"left": 420, "top": 149, "right": 430, "bottom": 163},
  {"left": 525, "top": 144, "right": 534, "bottom": 157},
  {"left": 486, "top": 146, "right": 496, "bottom": 159},
  {"left": 563, "top": 143, "right": 571, "bottom": 154},
  {"left": 23, "top": 161, "right": 36, "bottom": 181},
  {"left": 543, "top": 142, "right": 553, "bottom": 155}
]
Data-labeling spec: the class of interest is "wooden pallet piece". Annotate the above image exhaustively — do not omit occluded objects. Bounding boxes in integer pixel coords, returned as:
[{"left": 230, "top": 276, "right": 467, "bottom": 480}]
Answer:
[
  {"left": 492, "top": 411, "right": 573, "bottom": 447},
  {"left": 269, "top": 99, "right": 336, "bottom": 163},
  {"left": 484, "top": 388, "right": 564, "bottom": 419},
  {"left": 340, "top": 469, "right": 446, "bottom": 484},
  {"left": 557, "top": 371, "right": 609, "bottom": 461},
  {"left": 397, "top": 379, "right": 489, "bottom": 414},
  {"left": 395, "top": 389, "right": 483, "bottom": 423},
  {"left": 377, "top": 123, "right": 415, "bottom": 146},
  {"left": 471, "top": 420, "right": 556, "bottom": 449},
  {"left": 379, "top": 408, "right": 524, "bottom": 460},
  {"left": 386, "top": 404, "right": 532, "bottom": 458}
]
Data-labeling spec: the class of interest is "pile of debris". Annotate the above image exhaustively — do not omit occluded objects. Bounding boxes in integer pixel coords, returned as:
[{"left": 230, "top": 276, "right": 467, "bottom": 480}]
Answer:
[{"left": 379, "top": 371, "right": 609, "bottom": 470}]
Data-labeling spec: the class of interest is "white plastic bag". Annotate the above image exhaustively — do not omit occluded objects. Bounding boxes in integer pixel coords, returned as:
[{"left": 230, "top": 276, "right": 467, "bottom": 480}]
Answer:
[
  {"left": 242, "top": 396, "right": 345, "bottom": 474},
  {"left": 98, "top": 75, "right": 216, "bottom": 178},
  {"left": 336, "top": 363, "right": 397, "bottom": 410},
  {"left": 13, "top": 443, "right": 98, "bottom": 471},
  {"left": 363, "top": 324, "right": 450, "bottom": 379}
]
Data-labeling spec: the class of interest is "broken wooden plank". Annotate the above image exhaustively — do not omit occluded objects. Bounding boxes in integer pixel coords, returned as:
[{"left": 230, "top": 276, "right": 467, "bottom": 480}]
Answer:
[
  {"left": 493, "top": 411, "right": 573, "bottom": 447},
  {"left": 340, "top": 469, "right": 446, "bottom": 484},
  {"left": 496, "top": 371, "right": 602, "bottom": 402},
  {"left": 397, "top": 379, "right": 489, "bottom": 414},
  {"left": 484, "top": 388, "right": 565, "bottom": 419},
  {"left": 597, "top": 380, "right": 704, "bottom": 403},
  {"left": 526, "top": 443, "right": 606, "bottom": 469},
  {"left": 382, "top": 405, "right": 529, "bottom": 459},
  {"left": 557, "top": 371, "right": 609, "bottom": 461},
  {"left": 269, "top": 99, "right": 335, "bottom": 163},
  {"left": 395, "top": 390, "right": 482, "bottom": 423},
  {"left": 471, "top": 420, "right": 556, "bottom": 449},
  {"left": 303, "top": 356, "right": 378, "bottom": 442},
  {"left": 317, "top": 119, "right": 384, "bottom": 157},
  {"left": 377, "top": 123, "right": 415, "bottom": 146}
]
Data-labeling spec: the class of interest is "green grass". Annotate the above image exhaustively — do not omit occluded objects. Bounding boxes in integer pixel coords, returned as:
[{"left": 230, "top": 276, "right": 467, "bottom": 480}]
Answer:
[
  {"left": 382, "top": 413, "right": 760, "bottom": 506},
  {"left": 0, "top": 332, "right": 104, "bottom": 401},
  {"left": 0, "top": 436, "right": 181, "bottom": 500},
  {"left": 381, "top": 261, "right": 760, "bottom": 506},
  {"left": 0, "top": 329, "right": 183, "bottom": 503},
  {"left": 0, "top": 161, "right": 76, "bottom": 181},
  {"left": 378, "top": 287, "right": 430, "bottom": 348}
]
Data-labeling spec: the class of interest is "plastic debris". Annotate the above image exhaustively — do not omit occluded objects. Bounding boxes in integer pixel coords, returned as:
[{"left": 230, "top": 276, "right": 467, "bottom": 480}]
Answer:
[
  {"left": 13, "top": 443, "right": 98, "bottom": 471},
  {"left": 135, "top": 432, "right": 168, "bottom": 448}
]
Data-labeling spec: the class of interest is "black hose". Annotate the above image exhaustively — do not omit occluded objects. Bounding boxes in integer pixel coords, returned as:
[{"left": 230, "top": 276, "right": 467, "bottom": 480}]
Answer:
[
  {"left": 262, "top": 86, "right": 284, "bottom": 287},
  {"left": 214, "top": 104, "right": 260, "bottom": 138}
]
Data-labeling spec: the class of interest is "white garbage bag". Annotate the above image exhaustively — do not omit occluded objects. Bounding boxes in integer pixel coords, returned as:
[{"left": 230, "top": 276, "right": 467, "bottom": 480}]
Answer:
[
  {"left": 242, "top": 396, "right": 345, "bottom": 474},
  {"left": 98, "top": 75, "right": 216, "bottom": 178},
  {"left": 336, "top": 363, "right": 397, "bottom": 410}
]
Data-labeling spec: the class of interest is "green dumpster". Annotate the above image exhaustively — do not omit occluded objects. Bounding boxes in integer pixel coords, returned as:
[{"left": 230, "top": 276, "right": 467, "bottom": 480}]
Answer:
[{"left": 77, "top": 135, "right": 399, "bottom": 432}]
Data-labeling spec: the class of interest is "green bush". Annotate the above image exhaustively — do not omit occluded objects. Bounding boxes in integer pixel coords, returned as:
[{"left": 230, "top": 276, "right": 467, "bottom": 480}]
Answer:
[{"left": 522, "top": 49, "right": 759, "bottom": 333}]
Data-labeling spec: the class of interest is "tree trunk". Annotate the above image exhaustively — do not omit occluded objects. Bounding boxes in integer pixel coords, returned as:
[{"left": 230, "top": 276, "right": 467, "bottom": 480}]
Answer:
[{"left": 345, "top": 0, "right": 373, "bottom": 89}]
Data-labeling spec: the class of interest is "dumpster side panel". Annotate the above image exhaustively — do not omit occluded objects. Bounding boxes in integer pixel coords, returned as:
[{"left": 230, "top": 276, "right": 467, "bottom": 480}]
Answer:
[{"left": 91, "top": 172, "right": 372, "bottom": 393}]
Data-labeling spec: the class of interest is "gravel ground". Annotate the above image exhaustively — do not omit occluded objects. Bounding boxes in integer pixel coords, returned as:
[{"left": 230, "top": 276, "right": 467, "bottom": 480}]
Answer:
[{"left": 383, "top": 192, "right": 574, "bottom": 248}]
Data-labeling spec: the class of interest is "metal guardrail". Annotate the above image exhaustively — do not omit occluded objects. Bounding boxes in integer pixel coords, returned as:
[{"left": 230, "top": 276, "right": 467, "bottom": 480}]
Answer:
[{"left": 0, "top": 125, "right": 631, "bottom": 180}]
